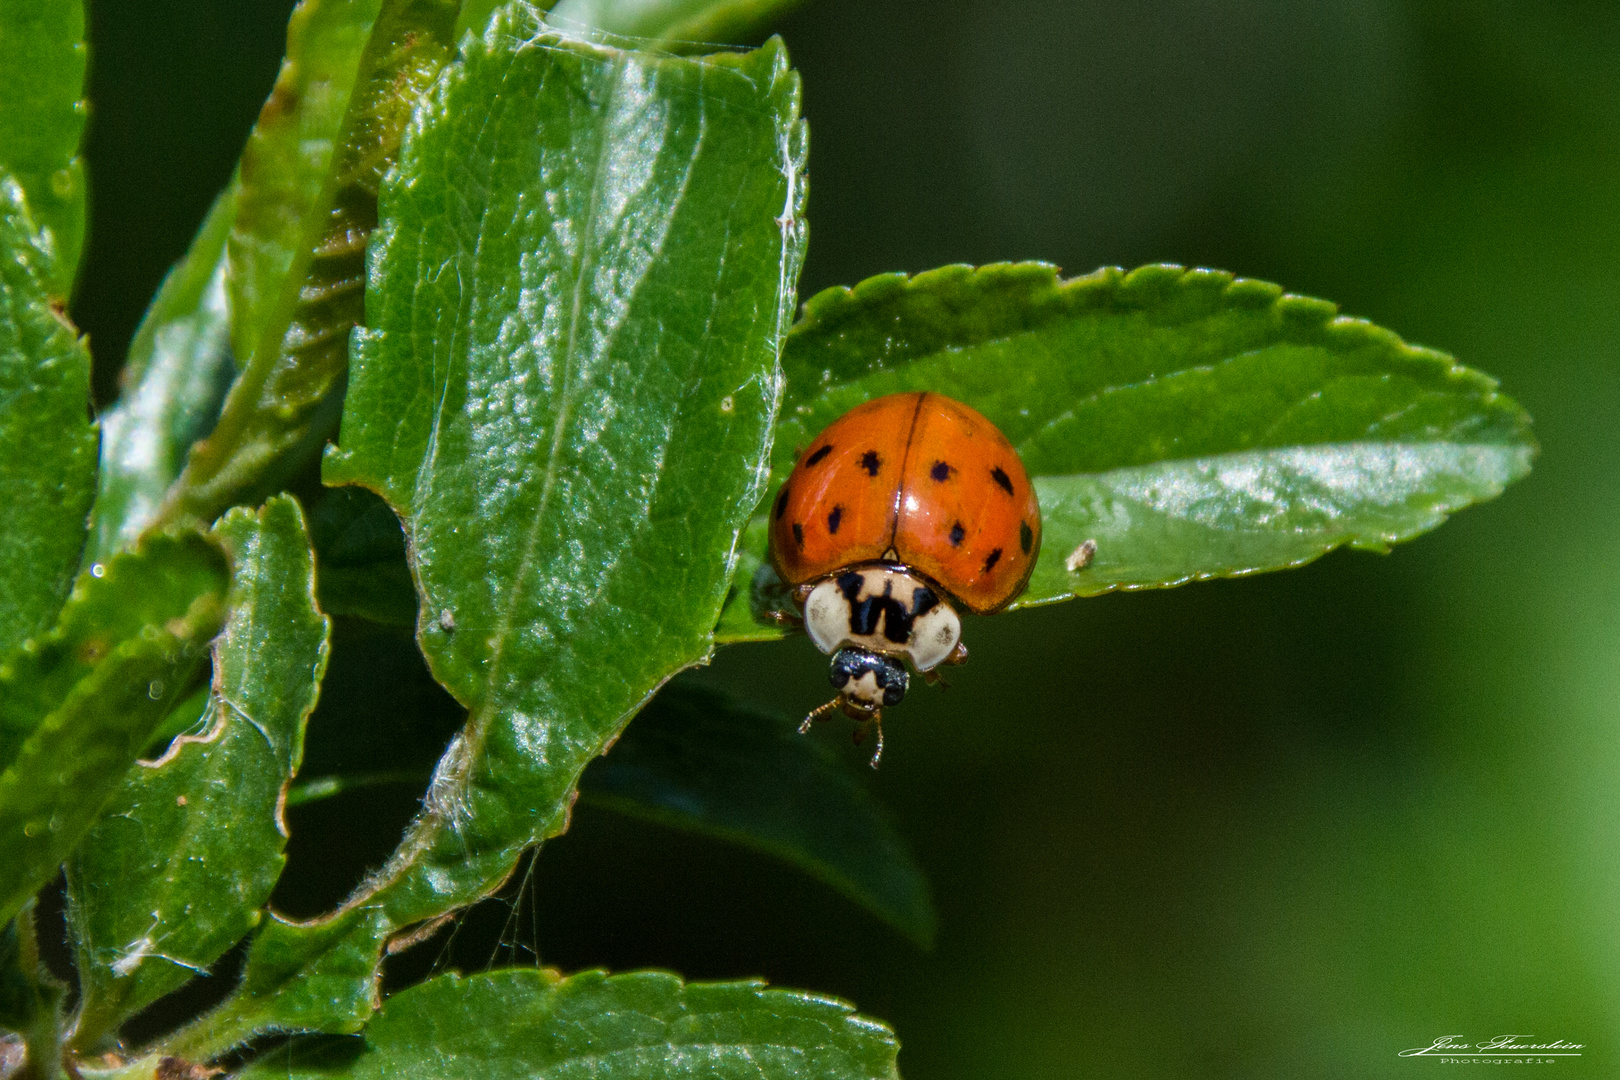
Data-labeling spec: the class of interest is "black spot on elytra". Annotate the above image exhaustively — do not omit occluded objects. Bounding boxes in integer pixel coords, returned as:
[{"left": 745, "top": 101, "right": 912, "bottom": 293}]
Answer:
[
  {"left": 1020, "top": 520, "right": 1033, "bottom": 554},
  {"left": 949, "top": 522, "right": 965, "bottom": 546},
  {"left": 982, "top": 548, "right": 1003, "bottom": 574},
  {"left": 990, "top": 466, "right": 1014, "bottom": 495},
  {"left": 827, "top": 506, "right": 843, "bottom": 534},
  {"left": 806, "top": 444, "right": 833, "bottom": 466},
  {"left": 859, "top": 450, "right": 881, "bottom": 476},
  {"left": 930, "top": 460, "right": 952, "bottom": 481},
  {"left": 792, "top": 522, "right": 804, "bottom": 548},
  {"left": 774, "top": 486, "right": 790, "bottom": 520}
]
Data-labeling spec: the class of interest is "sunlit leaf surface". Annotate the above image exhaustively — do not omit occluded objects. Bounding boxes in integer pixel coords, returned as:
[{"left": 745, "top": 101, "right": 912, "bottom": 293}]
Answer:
[
  {"left": 0, "top": 533, "right": 228, "bottom": 926},
  {"left": 168, "top": 8, "right": 805, "bottom": 1052},
  {"left": 0, "top": 176, "right": 96, "bottom": 656},
  {"left": 159, "top": 0, "right": 458, "bottom": 528},
  {"left": 85, "top": 186, "right": 236, "bottom": 564},
  {"left": 322, "top": 2, "right": 803, "bottom": 927},
  {"left": 718, "top": 262, "right": 1535, "bottom": 640},
  {"left": 66, "top": 498, "right": 330, "bottom": 1049},
  {"left": 236, "top": 969, "right": 899, "bottom": 1080},
  {"left": 0, "top": 0, "right": 86, "bottom": 291},
  {"left": 166, "top": 907, "right": 393, "bottom": 1059}
]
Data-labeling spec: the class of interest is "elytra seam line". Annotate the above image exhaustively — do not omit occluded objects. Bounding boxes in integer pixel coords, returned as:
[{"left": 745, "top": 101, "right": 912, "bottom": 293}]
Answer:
[{"left": 887, "top": 391, "right": 930, "bottom": 552}]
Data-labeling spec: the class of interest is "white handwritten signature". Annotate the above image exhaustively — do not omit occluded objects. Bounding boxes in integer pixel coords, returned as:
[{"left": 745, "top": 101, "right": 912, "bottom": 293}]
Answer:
[{"left": 1401, "top": 1036, "right": 1584, "bottom": 1057}]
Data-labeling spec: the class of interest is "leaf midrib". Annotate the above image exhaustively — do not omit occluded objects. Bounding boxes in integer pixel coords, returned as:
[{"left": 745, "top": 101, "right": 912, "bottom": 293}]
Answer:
[{"left": 478, "top": 48, "right": 630, "bottom": 720}]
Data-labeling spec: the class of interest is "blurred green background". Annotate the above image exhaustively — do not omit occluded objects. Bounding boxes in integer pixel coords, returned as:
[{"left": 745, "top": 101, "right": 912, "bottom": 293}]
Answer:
[{"left": 74, "top": 1, "right": 1619, "bottom": 1077}]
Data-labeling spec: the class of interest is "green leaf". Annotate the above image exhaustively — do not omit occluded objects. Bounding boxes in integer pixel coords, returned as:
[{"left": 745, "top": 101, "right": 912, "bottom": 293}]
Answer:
[
  {"left": 227, "top": 0, "right": 382, "bottom": 374},
  {"left": 158, "top": 0, "right": 459, "bottom": 528},
  {"left": 164, "top": 907, "right": 392, "bottom": 1061},
  {"left": 320, "top": 6, "right": 803, "bottom": 926},
  {"left": 0, "top": 536, "right": 218, "bottom": 773},
  {"left": 236, "top": 968, "right": 899, "bottom": 1080},
  {"left": 85, "top": 185, "right": 237, "bottom": 565},
  {"left": 0, "top": 533, "right": 229, "bottom": 928},
  {"left": 309, "top": 487, "right": 416, "bottom": 625},
  {"left": 65, "top": 497, "right": 330, "bottom": 1050},
  {"left": 0, "top": 0, "right": 87, "bottom": 292},
  {"left": 718, "top": 262, "right": 1536, "bottom": 639},
  {"left": 547, "top": 0, "right": 804, "bottom": 48},
  {"left": 0, "top": 176, "right": 98, "bottom": 658},
  {"left": 169, "top": 14, "right": 805, "bottom": 1055},
  {"left": 582, "top": 683, "right": 936, "bottom": 946}
]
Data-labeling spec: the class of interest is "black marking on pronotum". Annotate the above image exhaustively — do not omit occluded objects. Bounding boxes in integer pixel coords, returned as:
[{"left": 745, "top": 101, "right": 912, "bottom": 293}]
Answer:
[
  {"left": 836, "top": 570, "right": 864, "bottom": 601},
  {"left": 930, "top": 460, "right": 952, "bottom": 481},
  {"left": 859, "top": 450, "right": 882, "bottom": 476},
  {"left": 982, "top": 548, "right": 1003, "bottom": 574},
  {"left": 949, "top": 521, "right": 965, "bottom": 546},
  {"left": 990, "top": 466, "right": 1014, "bottom": 495},
  {"left": 827, "top": 505, "right": 843, "bottom": 534},
  {"left": 806, "top": 444, "right": 833, "bottom": 466},
  {"left": 839, "top": 572, "right": 940, "bottom": 644},
  {"left": 792, "top": 522, "right": 805, "bottom": 548},
  {"left": 1020, "top": 520, "right": 1033, "bottom": 554},
  {"left": 774, "top": 486, "right": 790, "bottom": 520}
]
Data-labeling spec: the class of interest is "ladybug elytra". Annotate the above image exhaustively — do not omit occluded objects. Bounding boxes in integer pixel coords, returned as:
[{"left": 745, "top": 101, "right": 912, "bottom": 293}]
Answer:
[{"left": 768, "top": 392, "right": 1042, "bottom": 764}]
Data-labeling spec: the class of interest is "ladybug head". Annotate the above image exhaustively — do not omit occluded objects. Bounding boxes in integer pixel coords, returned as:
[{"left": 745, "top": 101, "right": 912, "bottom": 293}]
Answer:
[{"left": 828, "top": 646, "right": 909, "bottom": 717}]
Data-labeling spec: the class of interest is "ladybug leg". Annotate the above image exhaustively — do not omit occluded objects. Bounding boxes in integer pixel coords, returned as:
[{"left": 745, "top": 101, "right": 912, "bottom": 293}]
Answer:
[
  {"left": 752, "top": 567, "right": 803, "bottom": 627},
  {"left": 799, "top": 698, "right": 841, "bottom": 733},
  {"left": 922, "top": 642, "right": 968, "bottom": 687},
  {"left": 763, "top": 582, "right": 817, "bottom": 628},
  {"left": 849, "top": 718, "right": 886, "bottom": 767}
]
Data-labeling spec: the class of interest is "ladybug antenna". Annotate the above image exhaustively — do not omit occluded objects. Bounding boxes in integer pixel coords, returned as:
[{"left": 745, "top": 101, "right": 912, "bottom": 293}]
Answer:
[{"left": 799, "top": 698, "right": 841, "bottom": 734}]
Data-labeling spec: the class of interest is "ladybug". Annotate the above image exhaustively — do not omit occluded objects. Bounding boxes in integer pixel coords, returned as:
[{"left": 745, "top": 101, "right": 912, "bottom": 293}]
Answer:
[{"left": 769, "top": 391, "right": 1041, "bottom": 765}]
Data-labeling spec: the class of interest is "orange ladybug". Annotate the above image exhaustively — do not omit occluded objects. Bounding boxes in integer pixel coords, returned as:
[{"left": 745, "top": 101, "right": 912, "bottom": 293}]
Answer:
[{"left": 769, "top": 392, "right": 1041, "bottom": 764}]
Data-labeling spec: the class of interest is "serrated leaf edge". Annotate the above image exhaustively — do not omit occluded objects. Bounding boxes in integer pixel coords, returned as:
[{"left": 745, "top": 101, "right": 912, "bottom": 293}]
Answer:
[{"left": 789, "top": 262, "right": 1537, "bottom": 433}]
